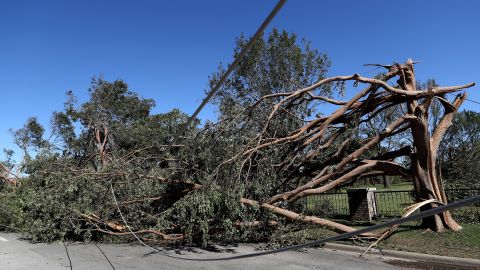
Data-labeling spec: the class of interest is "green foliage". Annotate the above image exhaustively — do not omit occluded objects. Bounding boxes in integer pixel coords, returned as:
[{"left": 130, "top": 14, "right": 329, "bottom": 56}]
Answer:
[
  {"left": 10, "top": 155, "right": 109, "bottom": 241},
  {"left": 440, "top": 110, "right": 480, "bottom": 189},
  {"left": 1, "top": 149, "right": 15, "bottom": 169},
  {"left": 451, "top": 207, "right": 480, "bottom": 224},
  {"left": 0, "top": 185, "right": 21, "bottom": 232},
  {"left": 213, "top": 30, "right": 329, "bottom": 106},
  {"left": 0, "top": 29, "right": 334, "bottom": 246},
  {"left": 206, "top": 29, "right": 332, "bottom": 199},
  {"left": 70, "top": 78, "right": 155, "bottom": 126},
  {"left": 0, "top": 76, "right": 273, "bottom": 245},
  {"left": 0, "top": 77, "right": 195, "bottom": 242},
  {"left": 14, "top": 117, "right": 46, "bottom": 152},
  {"left": 165, "top": 189, "right": 262, "bottom": 246},
  {"left": 210, "top": 29, "right": 330, "bottom": 127},
  {"left": 307, "top": 198, "right": 336, "bottom": 217}
]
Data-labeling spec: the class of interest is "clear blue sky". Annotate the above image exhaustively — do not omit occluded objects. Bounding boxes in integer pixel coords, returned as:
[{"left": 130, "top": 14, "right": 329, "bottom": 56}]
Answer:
[{"left": 1, "top": 0, "right": 479, "bottom": 160}]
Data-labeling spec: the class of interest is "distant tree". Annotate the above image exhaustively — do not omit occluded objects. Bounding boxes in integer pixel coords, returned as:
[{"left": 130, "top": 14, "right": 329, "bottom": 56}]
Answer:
[
  {"left": 59, "top": 78, "right": 156, "bottom": 167},
  {"left": 439, "top": 110, "right": 480, "bottom": 189},
  {"left": 360, "top": 97, "right": 405, "bottom": 188},
  {"left": 210, "top": 28, "right": 331, "bottom": 127},
  {"left": 207, "top": 29, "right": 333, "bottom": 198},
  {"left": 14, "top": 117, "right": 46, "bottom": 154}
]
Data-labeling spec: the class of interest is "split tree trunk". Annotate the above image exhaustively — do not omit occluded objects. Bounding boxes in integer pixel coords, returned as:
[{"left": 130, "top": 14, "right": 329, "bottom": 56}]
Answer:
[{"left": 399, "top": 59, "right": 461, "bottom": 231}]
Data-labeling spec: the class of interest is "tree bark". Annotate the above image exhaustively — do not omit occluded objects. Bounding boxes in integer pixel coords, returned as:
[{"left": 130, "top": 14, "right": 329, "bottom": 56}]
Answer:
[
  {"left": 236, "top": 59, "right": 473, "bottom": 234},
  {"left": 399, "top": 59, "right": 461, "bottom": 231},
  {"left": 240, "top": 198, "right": 376, "bottom": 237},
  {"left": 382, "top": 175, "right": 390, "bottom": 188}
]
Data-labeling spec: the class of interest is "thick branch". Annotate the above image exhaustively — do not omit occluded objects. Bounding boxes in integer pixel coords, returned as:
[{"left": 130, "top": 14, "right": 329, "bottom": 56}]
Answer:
[
  {"left": 240, "top": 198, "right": 376, "bottom": 237},
  {"left": 268, "top": 115, "right": 410, "bottom": 204},
  {"left": 430, "top": 93, "right": 467, "bottom": 154}
]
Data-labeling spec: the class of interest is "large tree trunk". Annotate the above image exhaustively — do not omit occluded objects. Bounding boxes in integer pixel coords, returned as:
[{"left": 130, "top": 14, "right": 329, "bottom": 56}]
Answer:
[
  {"left": 399, "top": 59, "right": 461, "bottom": 231},
  {"left": 382, "top": 175, "right": 390, "bottom": 188}
]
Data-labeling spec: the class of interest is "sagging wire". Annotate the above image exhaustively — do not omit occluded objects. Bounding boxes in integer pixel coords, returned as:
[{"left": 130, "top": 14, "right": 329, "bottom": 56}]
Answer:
[
  {"left": 94, "top": 242, "right": 117, "bottom": 270},
  {"left": 63, "top": 242, "right": 73, "bottom": 270}
]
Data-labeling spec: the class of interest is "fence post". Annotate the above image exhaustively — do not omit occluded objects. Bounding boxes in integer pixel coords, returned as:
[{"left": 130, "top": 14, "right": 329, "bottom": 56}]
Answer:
[{"left": 346, "top": 188, "right": 377, "bottom": 222}]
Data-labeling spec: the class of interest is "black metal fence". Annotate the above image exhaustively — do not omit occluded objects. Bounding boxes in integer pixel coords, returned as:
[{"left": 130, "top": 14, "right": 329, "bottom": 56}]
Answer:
[
  {"left": 305, "top": 192, "right": 349, "bottom": 216},
  {"left": 304, "top": 188, "right": 480, "bottom": 221},
  {"left": 374, "top": 190, "right": 415, "bottom": 217},
  {"left": 445, "top": 189, "right": 480, "bottom": 223}
]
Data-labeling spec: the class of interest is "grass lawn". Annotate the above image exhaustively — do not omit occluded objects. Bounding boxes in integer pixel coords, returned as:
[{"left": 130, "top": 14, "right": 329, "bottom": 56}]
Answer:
[
  {"left": 284, "top": 224, "right": 480, "bottom": 259},
  {"left": 364, "top": 224, "right": 480, "bottom": 259}
]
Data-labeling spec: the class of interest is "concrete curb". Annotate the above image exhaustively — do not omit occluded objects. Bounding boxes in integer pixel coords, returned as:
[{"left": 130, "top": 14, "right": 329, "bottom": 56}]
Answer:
[{"left": 323, "top": 242, "right": 480, "bottom": 268}]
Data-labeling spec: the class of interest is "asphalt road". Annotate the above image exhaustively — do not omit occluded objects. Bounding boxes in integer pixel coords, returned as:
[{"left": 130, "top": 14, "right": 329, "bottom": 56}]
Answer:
[{"left": 0, "top": 233, "right": 406, "bottom": 270}]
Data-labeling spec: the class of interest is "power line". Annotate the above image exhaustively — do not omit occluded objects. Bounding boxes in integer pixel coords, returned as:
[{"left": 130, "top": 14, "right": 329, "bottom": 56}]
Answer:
[
  {"left": 94, "top": 242, "right": 117, "bottom": 270},
  {"left": 184, "top": 0, "right": 287, "bottom": 129},
  {"left": 465, "top": 98, "right": 480, "bottom": 105},
  {"left": 110, "top": 181, "right": 159, "bottom": 254},
  {"left": 145, "top": 0, "right": 287, "bottom": 175},
  {"left": 63, "top": 242, "right": 73, "bottom": 270},
  {"left": 447, "top": 93, "right": 480, "bottom": 105}
]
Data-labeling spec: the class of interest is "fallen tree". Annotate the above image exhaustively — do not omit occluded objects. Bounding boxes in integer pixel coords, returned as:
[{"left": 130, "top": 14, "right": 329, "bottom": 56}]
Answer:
[
  {"left": 0, "top": 58, "right": 474, "bottom": 245},
  {"left": 228, "top": 59, "right": 473, "bottom": 232},
  {"left": 87, "top": 59, "right": 473, "bottom": 241}
]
